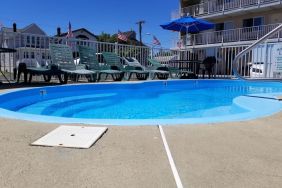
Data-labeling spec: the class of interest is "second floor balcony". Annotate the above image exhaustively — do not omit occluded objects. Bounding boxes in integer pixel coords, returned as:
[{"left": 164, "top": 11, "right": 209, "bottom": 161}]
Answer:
[
  {"left": 172, "top": 23, "right": 282, "bottom": 48},
  {"left": 172, "top": 0, "right": 282, "bottom": 19}
]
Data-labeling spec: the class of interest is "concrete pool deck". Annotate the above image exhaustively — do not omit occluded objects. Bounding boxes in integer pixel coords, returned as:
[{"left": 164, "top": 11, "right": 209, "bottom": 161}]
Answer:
[{"left": 0, "top": 112, "right": 282, "bottom": 188}]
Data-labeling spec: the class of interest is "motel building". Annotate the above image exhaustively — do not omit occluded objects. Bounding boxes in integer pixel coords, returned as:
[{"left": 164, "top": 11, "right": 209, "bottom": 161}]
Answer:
[
  {"left": 0, "top": 24, "right": 97, "bottom": 73},
  {"left": 172, "top": 0, "right": 282, "bottom": 78}
]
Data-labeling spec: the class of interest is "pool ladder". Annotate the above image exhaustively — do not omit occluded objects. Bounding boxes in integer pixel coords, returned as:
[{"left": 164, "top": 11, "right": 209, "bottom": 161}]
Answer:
[{"left": 39, "top": 89, "right": 47, "bottom": 96}]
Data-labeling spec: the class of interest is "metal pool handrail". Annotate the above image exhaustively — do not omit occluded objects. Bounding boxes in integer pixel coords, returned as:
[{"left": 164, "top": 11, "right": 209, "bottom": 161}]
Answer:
[{"left": 232, "top": 23, "right": 282, "bottom": 80}]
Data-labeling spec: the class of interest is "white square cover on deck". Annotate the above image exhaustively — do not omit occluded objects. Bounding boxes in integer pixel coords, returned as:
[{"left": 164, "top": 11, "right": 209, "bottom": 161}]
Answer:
[{"left": 31, "top": 125, "right": 108, "bottom": 149}]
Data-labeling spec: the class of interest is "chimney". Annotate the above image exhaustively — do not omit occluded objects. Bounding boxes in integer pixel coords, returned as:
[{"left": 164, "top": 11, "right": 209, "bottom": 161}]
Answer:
[
  {"left": 13, "top": 23, "right": 17, "bottom": 32},
  {"left": 57, "top": 27, "right": 61, "bottom": 36}
]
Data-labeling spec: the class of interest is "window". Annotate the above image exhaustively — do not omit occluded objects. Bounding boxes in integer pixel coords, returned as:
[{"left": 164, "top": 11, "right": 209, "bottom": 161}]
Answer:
[
  {"left": 243, "top": 18, "right": 253, "bottom": 27},
  {"left": 224, "top": 22, "right": 234, "bottom": 30},
  {"left": 215, "top": 22, "right": 234, "bottom": 31},
  {"left": 24, "top": 52, "right": 29, "bottom": 58},
  {"left": 243, "top": 17, "right": 264, "bottom": 28},
  {"left": 26, "top": 36, "right": 30, "bottom": 45},
  {"left": 31, "top": 37, "right": 35, "bottom": 44},
  {"left": 36, "top": 37, "right": 40, "bottom": 46},
  {"left": 254, "top": 17, "right": 264, "bottom": 26},
  {"left": 215, "top": 23, "right": 224, "bottom": 31}
]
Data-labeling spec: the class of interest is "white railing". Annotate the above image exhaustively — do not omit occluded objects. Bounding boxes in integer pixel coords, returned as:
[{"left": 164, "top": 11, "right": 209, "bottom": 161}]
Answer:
[
  {"left": 172, "top": 23, "right": 282, "bottom": 47},
  {"left": 2, "top": 30, "right": 281, "bottom": 82},
  {"left": 232, "top": 24, "right": 282, "bottom": 79},
  {"left": 196, "top": 43, "right": 282, "bottom": 80},
  {"left": 0, "top": 31, "right": 153, "bottom": 81},
  {"left": 0, "top": 31, "right": 186, "bottom": 82},
  {"left": 174, "top": 0, "right": 281, "bottom": 18}
]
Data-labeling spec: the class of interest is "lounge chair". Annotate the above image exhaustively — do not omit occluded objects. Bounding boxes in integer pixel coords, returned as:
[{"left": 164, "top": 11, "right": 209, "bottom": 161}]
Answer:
[
  {"left": 123, "top": 57, "right": 169, "bottom": 80},
  {"left": 16, "top": 59, "right": 64, "bottom": 83},
  {"left": 102, "top": 52, "right": 150, "bottom": 81},
  {"left": 148, "top": 58, "right": 196, "bottom": 79},
  {"left": 78, "top": 45, "right": 125, "bottom": 81},
  {"left": 49, "top": 44, "right": 97, "bottom": 83}
]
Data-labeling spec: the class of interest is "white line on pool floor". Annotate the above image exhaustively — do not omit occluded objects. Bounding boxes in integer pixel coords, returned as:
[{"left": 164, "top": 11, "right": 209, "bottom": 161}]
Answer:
[{"left": 158, "top": 125, "right": 183, "bottom": 188}]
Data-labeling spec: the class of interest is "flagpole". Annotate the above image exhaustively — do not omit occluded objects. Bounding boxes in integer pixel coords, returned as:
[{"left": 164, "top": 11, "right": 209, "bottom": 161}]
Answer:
[
  {"left": 116, "top": 30, "right": 119, "bottom": 44},
  {"left": 151, "top": 44, "right": 154, "bottom": 59}
]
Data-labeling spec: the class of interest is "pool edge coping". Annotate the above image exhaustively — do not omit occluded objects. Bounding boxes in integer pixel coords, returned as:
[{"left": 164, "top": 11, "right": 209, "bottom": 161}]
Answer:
[{"left": 0, "top": 80, "right": 281, "bottom": 126}]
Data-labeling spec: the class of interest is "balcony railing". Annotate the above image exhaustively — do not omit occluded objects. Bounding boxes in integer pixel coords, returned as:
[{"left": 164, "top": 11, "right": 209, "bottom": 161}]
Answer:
[
  {"left": 173, "top": 0, "right": 281, "bottom": 18},
  {"left": 172, "top": 23, "right": 282, "bottom": 47}
]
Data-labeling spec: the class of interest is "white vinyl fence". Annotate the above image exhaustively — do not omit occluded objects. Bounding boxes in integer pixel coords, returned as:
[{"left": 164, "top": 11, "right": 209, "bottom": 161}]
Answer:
[
  {"left": 0, "top": 31, "right": 152, "bottom": 81},
  {"left": 1, "top": 31, "right": 281, "bottom": 82},
  {"left": 211, "top": 42, "right": 282, "bottom": 79}
]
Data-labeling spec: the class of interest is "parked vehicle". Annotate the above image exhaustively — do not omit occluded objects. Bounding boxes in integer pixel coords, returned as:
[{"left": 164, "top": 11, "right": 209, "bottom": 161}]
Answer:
[{"left": 249, "top": 62, "right": 264, "bottom": 78}]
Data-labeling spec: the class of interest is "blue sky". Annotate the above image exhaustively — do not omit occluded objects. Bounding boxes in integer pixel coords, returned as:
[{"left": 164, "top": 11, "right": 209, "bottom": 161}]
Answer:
[{"left": 0, "top": 0, "right": 179, "bottom": 48}]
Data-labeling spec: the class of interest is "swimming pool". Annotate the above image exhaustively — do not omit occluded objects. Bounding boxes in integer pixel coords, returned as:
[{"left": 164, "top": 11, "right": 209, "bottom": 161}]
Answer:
[{"left": 0, "top": 80, "right": 281, "bottom": 125}]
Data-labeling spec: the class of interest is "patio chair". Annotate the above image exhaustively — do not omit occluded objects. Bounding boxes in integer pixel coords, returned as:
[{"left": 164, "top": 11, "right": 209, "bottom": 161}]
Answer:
[
  {"left": 50, "top": 44, "right": 97, "bottom": 83},
  {"left": 201, "top": 56, "right": 216, "bottom": 79},
  {"left": 102, "top": 52, "right": 149, "bottom": 81},
  {"left": 123, "top": 57, "right": 169, "bottom": 80},
  {"left": 148, "top": 58, "right": 196, "bottom": 79},
  {"left": 78, "top": 46, "right": 125, "bottom": 81},
  {"left": 16, "top": 59, "right": 64, "bottom": 83}
]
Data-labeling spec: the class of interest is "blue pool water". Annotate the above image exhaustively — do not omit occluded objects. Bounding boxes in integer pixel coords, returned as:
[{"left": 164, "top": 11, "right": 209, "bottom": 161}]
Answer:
[{"left": 0, "top": 80, "right": 282, "bottom": 125}]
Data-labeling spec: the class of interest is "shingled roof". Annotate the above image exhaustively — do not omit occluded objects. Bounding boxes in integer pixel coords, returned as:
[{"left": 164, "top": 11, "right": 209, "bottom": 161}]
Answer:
[
  {"left": 1, "top": 23, "right": 46, "bottom": 35},
  {"left": 55, "top": 28, "right": 97, "bottom": 39}
]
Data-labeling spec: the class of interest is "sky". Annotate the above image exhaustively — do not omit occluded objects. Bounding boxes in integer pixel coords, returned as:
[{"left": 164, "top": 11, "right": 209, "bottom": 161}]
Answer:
[{"left": 0, "top": 0, "right": 179, "bottom": 48}]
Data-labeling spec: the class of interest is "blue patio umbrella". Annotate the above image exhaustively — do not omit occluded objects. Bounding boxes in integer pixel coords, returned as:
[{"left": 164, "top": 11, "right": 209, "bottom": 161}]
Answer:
[
  {"left": 160, "top": 16, "right": 214, "bottom": 33},
  {"left": 161, "top": 16, "right": 214, "bottom": 47}
]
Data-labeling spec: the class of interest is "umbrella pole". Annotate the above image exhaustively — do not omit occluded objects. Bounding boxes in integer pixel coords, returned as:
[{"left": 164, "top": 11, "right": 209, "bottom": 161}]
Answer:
[{"left": 186, "top": 26, "right": 188, "bottom": 49}]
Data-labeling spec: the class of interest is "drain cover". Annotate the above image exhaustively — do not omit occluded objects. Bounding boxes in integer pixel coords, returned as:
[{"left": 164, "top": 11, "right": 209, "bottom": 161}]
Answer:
[{"left": 31, "top": 126, "right": 108, "bottom": 148}]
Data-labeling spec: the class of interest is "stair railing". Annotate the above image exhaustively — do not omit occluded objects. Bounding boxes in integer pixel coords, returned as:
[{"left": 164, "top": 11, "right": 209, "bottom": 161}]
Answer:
[{"left": 232, "top": 24, "right": 282, "bottom": 80}]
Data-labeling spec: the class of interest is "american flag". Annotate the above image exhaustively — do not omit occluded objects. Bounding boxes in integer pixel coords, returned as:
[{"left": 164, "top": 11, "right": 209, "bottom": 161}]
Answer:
[
  {"left": 152, "top": 36, "right": 161, "bottom": 46},
  {"left": 117, "top": 30, "right": 128, "bottom": 42},
  {"left": 66, "top": 22, "right": 73, "bottom": 38}
]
